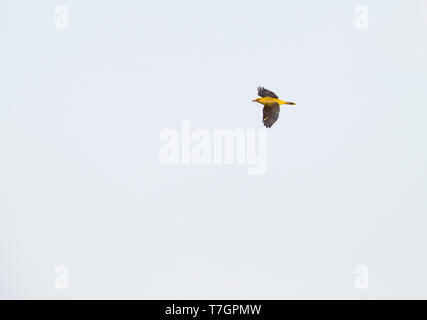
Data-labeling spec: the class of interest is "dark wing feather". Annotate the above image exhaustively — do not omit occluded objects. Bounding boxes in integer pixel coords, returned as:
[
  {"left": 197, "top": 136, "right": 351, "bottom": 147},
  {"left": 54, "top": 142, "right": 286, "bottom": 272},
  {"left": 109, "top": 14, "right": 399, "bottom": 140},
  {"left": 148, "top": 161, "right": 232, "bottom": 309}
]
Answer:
[
  {"left": 257, "top": 86, "right": 278, "bottom": 99},
  {"left": 262, "top": 103, "right": 280, "bottom": 128}
]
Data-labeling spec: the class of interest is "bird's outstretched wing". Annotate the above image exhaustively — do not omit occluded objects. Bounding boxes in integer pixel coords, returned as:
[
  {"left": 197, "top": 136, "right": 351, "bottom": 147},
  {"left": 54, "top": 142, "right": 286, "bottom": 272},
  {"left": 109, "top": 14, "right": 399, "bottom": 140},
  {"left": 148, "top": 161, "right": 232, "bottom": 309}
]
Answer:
[
  {"left": 263, "top": 103, "right": 280, "bottom": 128},
  {"left": 258, "top": 86, "right": 278, "bottom": 99}
]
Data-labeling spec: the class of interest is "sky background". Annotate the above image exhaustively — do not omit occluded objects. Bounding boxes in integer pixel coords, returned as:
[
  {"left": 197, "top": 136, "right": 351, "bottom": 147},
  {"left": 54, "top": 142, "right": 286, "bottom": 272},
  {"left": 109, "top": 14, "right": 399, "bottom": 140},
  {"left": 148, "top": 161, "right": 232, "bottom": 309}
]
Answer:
[{"left": 1, "top": 0, "right": 427, "bottom": 299}]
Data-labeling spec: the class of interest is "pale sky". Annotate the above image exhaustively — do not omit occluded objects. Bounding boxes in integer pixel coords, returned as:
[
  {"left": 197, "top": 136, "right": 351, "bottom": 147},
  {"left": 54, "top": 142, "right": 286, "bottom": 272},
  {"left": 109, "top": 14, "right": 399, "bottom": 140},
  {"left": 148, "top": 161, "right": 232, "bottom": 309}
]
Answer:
[{"left": 1, "top": 0, "right": 427, "bottom": 299}]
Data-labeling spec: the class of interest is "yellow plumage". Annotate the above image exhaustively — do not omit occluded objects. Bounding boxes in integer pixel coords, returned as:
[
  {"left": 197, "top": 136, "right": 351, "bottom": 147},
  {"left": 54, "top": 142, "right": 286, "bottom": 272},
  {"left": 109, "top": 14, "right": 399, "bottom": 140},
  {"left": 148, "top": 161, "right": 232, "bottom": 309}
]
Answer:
[{"left": 255, "top": 96, "right": 295, "bottom": 106}]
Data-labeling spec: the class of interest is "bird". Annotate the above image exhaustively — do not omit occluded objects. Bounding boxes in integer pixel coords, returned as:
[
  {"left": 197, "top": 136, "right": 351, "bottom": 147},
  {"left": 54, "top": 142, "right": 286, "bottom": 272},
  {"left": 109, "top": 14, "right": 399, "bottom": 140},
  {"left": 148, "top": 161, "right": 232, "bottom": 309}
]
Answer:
[{"left": 252, "top": 86, "right": 295, "bottom": 128}]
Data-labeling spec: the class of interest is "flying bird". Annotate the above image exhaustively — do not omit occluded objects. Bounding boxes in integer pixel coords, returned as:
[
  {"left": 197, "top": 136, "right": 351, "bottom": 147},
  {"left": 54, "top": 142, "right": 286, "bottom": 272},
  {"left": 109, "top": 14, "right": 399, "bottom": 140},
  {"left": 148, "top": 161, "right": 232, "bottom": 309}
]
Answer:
[{"left": 252, "top": 87, "right": 295, "bottom": 128}]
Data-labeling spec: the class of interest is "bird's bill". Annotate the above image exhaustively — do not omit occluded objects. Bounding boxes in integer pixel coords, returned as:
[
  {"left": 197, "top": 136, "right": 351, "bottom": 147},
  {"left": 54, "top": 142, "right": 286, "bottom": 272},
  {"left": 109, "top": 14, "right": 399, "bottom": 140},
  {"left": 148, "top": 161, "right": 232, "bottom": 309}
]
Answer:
[
  {"left": 284, "top": 101, "right": 296, "bottom": 105},
  {"left": 252, "top": 99, "right": 258, "bottom": 102}
]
